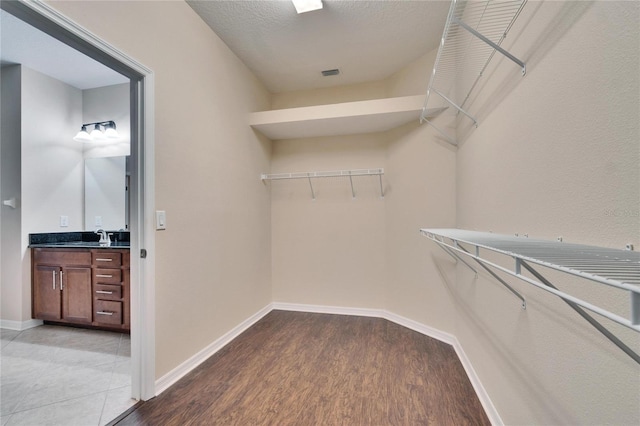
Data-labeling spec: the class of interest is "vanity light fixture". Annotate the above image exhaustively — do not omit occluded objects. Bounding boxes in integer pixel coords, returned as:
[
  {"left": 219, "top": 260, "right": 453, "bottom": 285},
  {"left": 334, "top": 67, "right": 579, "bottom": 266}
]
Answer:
[
  {"left": 73, "top": 121, "right": 119, "bottom": 142},
  {"left": 292, "top": 0, "right": 323, "bottom": 14}
]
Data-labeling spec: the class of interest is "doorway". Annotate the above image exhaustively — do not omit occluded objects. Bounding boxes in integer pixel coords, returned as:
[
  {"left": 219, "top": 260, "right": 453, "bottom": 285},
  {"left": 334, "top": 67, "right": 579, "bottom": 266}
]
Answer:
[{"left": 0, "top": 0, "right": 155, "bottom": 412}]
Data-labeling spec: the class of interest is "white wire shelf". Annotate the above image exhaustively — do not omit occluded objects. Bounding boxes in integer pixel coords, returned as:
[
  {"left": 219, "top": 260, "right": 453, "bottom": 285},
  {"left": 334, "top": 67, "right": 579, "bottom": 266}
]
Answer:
[
  {"left": 421, "top": 0, "right": 528, "bottom": 145},
  {"left": 421, "top": 228, "right": 640, "bottom": 363},
  {"left": 261, "top": 168, "right": 384, "bottom": 199}
]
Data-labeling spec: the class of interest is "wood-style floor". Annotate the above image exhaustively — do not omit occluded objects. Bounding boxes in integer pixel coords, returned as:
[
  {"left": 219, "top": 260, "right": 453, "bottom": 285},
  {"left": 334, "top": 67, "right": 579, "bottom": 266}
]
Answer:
[{"left": 116, "top": 311, "right": 490, "bottom": 425}]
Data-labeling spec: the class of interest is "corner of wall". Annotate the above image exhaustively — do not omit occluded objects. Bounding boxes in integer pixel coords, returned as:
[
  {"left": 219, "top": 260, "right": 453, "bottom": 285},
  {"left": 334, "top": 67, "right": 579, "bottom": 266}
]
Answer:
[{"left": 1, "top": 64, "right": 24, "bottom": 323}]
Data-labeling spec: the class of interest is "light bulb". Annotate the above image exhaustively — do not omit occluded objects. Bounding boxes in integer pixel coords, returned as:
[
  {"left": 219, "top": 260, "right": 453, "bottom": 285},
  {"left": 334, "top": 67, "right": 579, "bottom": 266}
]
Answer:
[
  {"left": 90, "top": 124, "right": 106, "bottom": 140},
  {"left": 104, "top": 122, "right": 119, "bottom": 138},
  {"left": 73, "top": 125, "right": 92, "bottom": 142}
]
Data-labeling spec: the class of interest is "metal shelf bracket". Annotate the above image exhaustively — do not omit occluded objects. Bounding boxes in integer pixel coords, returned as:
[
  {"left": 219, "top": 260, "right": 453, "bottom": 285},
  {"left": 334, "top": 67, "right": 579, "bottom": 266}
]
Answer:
[{"left": 452, "top": 16, "right": 526, "bottom": 76}]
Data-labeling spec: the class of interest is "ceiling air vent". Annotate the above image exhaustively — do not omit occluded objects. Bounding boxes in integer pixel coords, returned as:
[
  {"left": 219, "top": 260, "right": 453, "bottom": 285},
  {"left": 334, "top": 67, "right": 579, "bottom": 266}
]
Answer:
[{"left": 321, "top": 68, "right": 340, "bottom": 77}]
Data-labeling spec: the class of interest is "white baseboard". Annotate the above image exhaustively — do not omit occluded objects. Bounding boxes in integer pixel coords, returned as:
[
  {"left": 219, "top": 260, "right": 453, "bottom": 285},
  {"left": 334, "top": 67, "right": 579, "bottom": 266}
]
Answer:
[
  {"left": 381, "top": 310, "right": 457, "bottom": 346},
  {"left": 450, "top": 336, "right": 503, "bottom": 425},
  {"left": 154, "top": 303, "right": 272, "bottom": 395},
  {"left": 154, "top": 302, "right": 501, "bottom": 425},
  {"left": 272, "top": 302, "right": 383, "bottom": 318},
  {"left": 0, "top": 318, "right": 43, "bottom": 331}
]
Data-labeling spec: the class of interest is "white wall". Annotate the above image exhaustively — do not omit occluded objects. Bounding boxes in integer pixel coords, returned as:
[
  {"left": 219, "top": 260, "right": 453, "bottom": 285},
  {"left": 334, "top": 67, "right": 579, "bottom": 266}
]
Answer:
[
  {"left": 0, "top": 65, "right": 23, "bottom": 324},
  {"left": 21, "top": 66, "right": 84, "bottom": 235},
  {"left": 82, "top": 83, "right": 130, "bottom": 159},
  {"left": 17, "top": 66, "right": 84, "bottom": 323},
  {"left": 452, "top": 1, "right": 639, "bottom": 424}
]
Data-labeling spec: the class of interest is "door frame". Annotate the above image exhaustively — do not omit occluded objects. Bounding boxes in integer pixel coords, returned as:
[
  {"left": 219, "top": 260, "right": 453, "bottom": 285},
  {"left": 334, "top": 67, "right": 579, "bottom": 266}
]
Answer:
[{"left": 1, "top": 0, "right": 157, "bottom": 400}]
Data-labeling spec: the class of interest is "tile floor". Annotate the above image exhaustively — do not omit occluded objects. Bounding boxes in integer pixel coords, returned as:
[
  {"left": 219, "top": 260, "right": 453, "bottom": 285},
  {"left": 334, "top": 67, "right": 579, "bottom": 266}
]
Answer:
[{"left": 0, "top": 325, "right": 136, "bottom": 425}]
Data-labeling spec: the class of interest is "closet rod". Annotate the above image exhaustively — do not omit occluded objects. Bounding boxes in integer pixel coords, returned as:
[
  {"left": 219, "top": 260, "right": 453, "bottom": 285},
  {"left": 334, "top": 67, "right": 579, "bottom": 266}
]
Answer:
[
  {"left": 261, "top": 168, "right": 385, "bottom": 199},
  {"left": 261, "top": 168, "right": 384, "bottom": 181}
]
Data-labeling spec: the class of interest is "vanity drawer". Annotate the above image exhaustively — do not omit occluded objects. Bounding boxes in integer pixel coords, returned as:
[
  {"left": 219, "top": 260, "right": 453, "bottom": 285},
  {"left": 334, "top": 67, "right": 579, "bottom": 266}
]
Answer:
[
  {"left": 94, "top": 269, "right": 122, "bottom": 284},
  {"left": 94, "top": 300, "right": 123, "bottom": 325},
  {"left": 94, "top": 284, "right": 122, "bottom": 300},
  {"left": 92, "top": 252, "right": 122, "bottom": 267},
  {"left": 34, "top": 249, "right": 91, "bottom": 266}
]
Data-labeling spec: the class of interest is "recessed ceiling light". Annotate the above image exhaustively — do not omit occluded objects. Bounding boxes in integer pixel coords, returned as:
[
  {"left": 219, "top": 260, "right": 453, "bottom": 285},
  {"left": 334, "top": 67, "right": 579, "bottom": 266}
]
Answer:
[
  {"left": 292, "top": 0, "right": 323, "bottom": 14},
  {"left": 321, "top": 69, "right": 340, "bottom": 77}
]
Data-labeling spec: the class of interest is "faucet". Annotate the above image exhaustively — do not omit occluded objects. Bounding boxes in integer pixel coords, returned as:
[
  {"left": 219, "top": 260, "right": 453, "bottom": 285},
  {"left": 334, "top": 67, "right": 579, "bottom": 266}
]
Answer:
[{"left": 95, "top": 229, "right": 111, "bottom": 244}]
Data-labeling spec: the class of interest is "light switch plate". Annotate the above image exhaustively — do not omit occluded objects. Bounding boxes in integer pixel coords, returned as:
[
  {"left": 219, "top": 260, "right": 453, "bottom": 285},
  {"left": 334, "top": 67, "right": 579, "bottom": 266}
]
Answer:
[
  {"left": 95, "top": 216, "right": 103, "bottom": 227},
  {"left": 156, "top": 210, "right": 166, "bottom": 230},
  {"left": 60, "top": 215, "right": 69, "bottom": 227}
]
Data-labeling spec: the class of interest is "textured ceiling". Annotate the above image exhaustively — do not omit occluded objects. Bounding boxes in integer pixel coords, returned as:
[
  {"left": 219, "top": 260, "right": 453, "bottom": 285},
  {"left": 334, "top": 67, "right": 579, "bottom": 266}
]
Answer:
[
  {"left": 0, "top": 10, "right": 128, "bottom": 90},
  {"left": 187, "top": 0, "right": 450, "bottom": 93}
]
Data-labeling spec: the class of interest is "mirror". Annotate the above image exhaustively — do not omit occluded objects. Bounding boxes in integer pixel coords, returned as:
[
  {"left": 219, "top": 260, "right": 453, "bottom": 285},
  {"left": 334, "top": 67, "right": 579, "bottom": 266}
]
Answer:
[{"left": 84, "top": 156, "right": 128, "bottom": 230}]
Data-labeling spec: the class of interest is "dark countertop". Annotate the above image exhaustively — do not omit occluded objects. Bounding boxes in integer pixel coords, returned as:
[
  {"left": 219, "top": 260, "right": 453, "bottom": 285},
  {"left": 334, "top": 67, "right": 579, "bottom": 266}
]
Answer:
[
  {"left": 30, "top": 241, "right": 130, "bottom": 249},
  {"left": 29, "top": 231, "right": 130, "bottom": 249}
]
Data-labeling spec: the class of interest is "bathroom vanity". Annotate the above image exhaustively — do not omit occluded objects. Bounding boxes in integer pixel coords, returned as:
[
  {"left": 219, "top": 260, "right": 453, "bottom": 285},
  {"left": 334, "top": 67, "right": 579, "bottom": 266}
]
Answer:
[{"left": 30, "top": 233, "right": 130, "bottom": 332}]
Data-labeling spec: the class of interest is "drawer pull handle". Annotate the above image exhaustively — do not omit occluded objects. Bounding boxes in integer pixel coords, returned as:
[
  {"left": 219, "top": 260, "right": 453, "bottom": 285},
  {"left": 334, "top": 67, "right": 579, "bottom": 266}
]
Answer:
[
  {"left": 96, "top": 258, "right": 113, "bottom": 262},
  {"left": 96, "top": 311, "right": 114, "bottom": 316},
  {"left": 96, "top": 274, "right": 113, "bottom": 278},
  {"left": 96, "top": 290, "right": 113, "bottom": 294}
]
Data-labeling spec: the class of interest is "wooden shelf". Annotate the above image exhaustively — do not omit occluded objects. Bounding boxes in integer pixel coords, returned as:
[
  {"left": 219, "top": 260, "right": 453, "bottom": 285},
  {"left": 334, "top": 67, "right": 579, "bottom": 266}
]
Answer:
[{"left": 249, "top": 95, "right": 445, "bottom": 140}]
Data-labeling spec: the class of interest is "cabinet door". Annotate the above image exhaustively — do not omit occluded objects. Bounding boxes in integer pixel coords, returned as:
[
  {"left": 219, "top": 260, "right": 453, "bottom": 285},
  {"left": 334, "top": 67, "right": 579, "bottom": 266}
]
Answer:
[
  {"left": 33, "top": 265, "right": 62, "bottom": 320},
  {"left": 61, "top": 267, "right": 93, "bottom": 324}
]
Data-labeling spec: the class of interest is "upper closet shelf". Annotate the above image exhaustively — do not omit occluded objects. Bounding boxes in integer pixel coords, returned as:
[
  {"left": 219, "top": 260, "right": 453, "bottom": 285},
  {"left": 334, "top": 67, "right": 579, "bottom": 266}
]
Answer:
[
  {"left": 421, "top": 0, "right": 528, "bottom": 145},
  {"left": 250, "top": 95, "right": 445, "bottom": 140}
]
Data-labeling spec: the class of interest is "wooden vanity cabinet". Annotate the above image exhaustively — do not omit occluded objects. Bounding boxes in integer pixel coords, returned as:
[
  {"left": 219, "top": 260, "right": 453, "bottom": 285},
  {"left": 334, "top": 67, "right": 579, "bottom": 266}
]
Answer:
[
  {"left": 31, "top": 247, "right": 130, "bottom": 331},
  {"left": 32, "top": 249, "right": 93, "bottom": 325}
]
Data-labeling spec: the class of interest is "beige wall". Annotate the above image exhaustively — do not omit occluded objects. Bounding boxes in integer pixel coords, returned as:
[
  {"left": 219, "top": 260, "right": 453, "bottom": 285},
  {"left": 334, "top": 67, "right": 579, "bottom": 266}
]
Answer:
[
  {"left": 453, "top": 1, "right": 639, "bottom": 424},
  {"left": 49, "top": 0, "right": 272, "bottom": 379},
  {"left": 36, "top": 1, "right": 640, "bottom": 424},
  {"left": 271, "top": 134, "right": 388, "bottom": 309},
  {"left": 384, "top": 121, "right": 457, "bottom": 331},
  {"left": 271, "top": 80, "right": 387, "bottom": 109},
  {"left": 383, "top": 49, "right": 457, "bottom": 331},
  {"left": 270, "top": 51, "right": 458, "bottom": 327}
]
